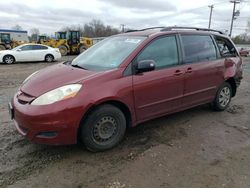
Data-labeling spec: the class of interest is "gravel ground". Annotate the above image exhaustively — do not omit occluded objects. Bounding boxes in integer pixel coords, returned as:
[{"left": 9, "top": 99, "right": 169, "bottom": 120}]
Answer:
[{"left": 0, "top": 56, "right": 250, "bottom": 188}]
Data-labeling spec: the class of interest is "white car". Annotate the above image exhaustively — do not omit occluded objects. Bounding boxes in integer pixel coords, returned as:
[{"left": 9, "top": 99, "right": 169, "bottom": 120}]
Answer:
[{"left": 0, "top": 44, "right": 61, "bottom": 64}]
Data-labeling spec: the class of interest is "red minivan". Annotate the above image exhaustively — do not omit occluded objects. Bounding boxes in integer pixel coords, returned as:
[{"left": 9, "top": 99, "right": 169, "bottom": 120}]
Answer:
[{"left": 9, "top": 27, "right": 243, "bottom": 151}]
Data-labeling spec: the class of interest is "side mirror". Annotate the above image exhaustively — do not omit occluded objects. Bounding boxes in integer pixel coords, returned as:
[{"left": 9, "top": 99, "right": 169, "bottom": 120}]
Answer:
[
  {"left": 136, "top": 60, "right": 155, "bottom": 73},
  {"left": 224, "top": 58, "right": 234, "bottom": 68},
  {"left": 17, "top": 49, "right": 22, "bottom": 52}
]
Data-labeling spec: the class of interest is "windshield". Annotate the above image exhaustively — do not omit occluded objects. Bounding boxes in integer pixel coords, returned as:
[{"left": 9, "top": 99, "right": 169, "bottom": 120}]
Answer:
[
  {"left": 1, "top": 34, "right": 10, "bottom": 43},
  {"left": 72, "top": 36, "right": 146, "bottom": 71}
]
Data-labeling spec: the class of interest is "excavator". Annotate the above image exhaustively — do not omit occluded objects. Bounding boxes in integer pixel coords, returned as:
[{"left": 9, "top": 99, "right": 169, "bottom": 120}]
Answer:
[{"left": 37, "top": 30, "right": 93, "bottom": 56}]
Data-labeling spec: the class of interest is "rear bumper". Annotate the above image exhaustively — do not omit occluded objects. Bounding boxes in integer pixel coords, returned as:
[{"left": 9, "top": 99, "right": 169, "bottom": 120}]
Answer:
[
  {"left": 54, "top": 53, "right": 62, "bottom": 60},
  {"left": 11, "top": 93, "right": 85, "bottom": 145}
]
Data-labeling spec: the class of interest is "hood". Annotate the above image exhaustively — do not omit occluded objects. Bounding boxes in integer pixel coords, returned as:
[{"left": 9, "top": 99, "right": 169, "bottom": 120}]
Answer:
[{"left": 20, "top": 63, "right": 101, "bottom": 97}]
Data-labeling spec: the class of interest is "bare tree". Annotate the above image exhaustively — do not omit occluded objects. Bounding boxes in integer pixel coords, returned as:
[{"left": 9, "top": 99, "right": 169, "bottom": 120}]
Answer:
[
  {"left": 30, "top": 28, "right": 40, "bottom": 42},
  {"left": 11, "top": 24, "right": 23, "bottom": 31},
  {"left": 232, "top": 19, "right": 250, "bottom": 44},
  {"left": 61, "top": 19, "right": 119, "bottom": 38}
]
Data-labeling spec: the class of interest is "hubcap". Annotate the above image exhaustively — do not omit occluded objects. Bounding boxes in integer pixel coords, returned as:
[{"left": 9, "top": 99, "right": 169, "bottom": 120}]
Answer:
[
  {"left": 219, "top": 87, "right": 230, "bottom": 107},
  {"left": 46, "top": 56, "right": 52, "bottom": 62},
  {"left": 5, "top": 56, "right": 13, "bottom": 64},
  {"left": 93, "top": 116, "right": 117, "bottom": 143}
]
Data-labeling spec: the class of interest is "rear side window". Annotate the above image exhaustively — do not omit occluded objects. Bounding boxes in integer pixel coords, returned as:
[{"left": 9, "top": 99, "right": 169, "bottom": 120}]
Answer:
[
  {"left": 213, "top": 36, "right": 237, "bottom": 57},
  {"left": 181, "top": 35, "right": 217, "bottom": 63},
  {"left": 32, "top": 45, "right": 48, "bottom": 50},
  {"left": 137, "top": 36, "right": 178, "bottom": 69}
]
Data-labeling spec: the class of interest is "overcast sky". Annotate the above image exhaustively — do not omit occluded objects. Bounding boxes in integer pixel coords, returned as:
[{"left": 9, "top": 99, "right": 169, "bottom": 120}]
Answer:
[{"left": 0, "top": 0, "right": 249, "bottom": 36}]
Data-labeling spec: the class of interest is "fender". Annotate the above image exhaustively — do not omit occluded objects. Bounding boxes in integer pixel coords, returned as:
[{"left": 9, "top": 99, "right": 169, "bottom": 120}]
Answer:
[{"left": 224, "top": 58, "right": 237, "bottom": 80}]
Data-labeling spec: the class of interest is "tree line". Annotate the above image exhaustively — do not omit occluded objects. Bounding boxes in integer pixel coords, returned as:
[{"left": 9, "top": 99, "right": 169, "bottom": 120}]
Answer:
[
  {"left": 61, "top": 19, "right": 120, "bottom": 38},
  {"left": 231, "top": 20, "right": 250, "bottom": 44},
  {"left": 28, "top": 20, "right": 120, "bottom": 41},
  {"left": 11, "top": 19, "right": 250, "bottom": 44}
]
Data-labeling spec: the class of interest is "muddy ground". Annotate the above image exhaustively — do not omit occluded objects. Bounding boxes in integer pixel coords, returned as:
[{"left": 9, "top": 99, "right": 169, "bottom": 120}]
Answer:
[{"left": 0, "top": 56, "right": 250, "bottom": 188}]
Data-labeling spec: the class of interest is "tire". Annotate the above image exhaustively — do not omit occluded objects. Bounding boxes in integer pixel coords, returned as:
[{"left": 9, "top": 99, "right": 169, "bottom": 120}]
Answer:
[
  {"left": 0, "top": 45, "right": 6, "bottom": 51},
  {"left": 3, "top": 55, "right": 15, "bottom": 64},
  {"left": 212, "top": 82, "right": 232, "bottom": 111},
  {"left": 58, "top": 45, "right": 68, "bottom": 56},
  {"left": 80, "top": 104, "right": 126, "bottom": 152},
  {"left": 45, "top": 54, "right": 54, "bottom": 62},
  {"left": 79, "top": 45, "right": 87, "bottom": 54}
]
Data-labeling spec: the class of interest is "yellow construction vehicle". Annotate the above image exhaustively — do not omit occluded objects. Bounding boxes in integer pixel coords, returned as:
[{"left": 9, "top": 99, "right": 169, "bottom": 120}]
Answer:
[
  {"left": 0, "top": 33, "right": 12, "bottom": 50},
  {"left": 37, "top": 31, "right": 93, "bottom": 56},
  {"left": 37, "top": 35, "right": 48, "bottom": 44},
  {"left": 0, "top": 33, "right": 24, "bottom": 50}
]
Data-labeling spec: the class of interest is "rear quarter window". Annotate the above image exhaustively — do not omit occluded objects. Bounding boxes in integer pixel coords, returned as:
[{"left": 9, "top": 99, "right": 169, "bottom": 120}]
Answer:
[
  {"left": 213, "top": 36, "right": 238, "bottom": 58},
  {"left": 181, "top": 35, "right": 217, "bottom": 63}
]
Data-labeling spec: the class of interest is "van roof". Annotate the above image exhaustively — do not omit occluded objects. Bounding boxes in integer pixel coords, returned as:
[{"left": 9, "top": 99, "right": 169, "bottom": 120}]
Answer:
[{"left": 119, "top": 26, "right": 227, "bottom": 38}]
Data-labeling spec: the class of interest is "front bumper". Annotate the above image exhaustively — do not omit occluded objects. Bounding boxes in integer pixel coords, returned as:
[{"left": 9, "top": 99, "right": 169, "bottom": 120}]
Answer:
[{"left": 11, "top": 93, "right": 85, "bottom": 145}]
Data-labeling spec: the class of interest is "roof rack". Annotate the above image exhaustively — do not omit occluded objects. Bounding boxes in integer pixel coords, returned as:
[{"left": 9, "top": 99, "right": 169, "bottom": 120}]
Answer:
[
  {"left": 161, "top": 26, "right": 224, "bottom": 34},
  {"left": 125, "top": 27, "right": 166, "bottom": 33}
]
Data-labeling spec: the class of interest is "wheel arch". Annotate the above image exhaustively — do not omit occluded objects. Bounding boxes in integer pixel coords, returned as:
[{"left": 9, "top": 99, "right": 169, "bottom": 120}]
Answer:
[
  {"left": 3, "top": 54, "right": 16, "bottom": 63},
  {"left": 44, "top": 53, "right": 54, "bottom": 61},
  {"left": 77, "top": 100, "right": 133, "bottom": 142}
]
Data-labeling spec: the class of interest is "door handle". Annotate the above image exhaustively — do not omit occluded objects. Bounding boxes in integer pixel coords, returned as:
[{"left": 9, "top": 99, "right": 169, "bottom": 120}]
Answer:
[
  {"left": 186, "top": 67, "right": 192, "bottom": 73},
  {"left": 174, "top": 70, "right": 183, "bottom": 76}
]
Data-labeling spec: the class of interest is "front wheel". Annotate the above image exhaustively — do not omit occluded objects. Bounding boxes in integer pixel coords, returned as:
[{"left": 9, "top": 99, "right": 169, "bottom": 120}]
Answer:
[
  {"left": 3, "top": 55, "right": 15, "bottom": 64},
  {"left": 212, "top": 82, "right": 232, "bottom": 111},
  {"left": 80, "top": 104, "right": 126, "bottom": 152}
]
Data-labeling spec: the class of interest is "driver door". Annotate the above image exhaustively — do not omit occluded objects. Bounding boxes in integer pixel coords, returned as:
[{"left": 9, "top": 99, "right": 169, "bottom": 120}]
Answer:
[
  {"left": 132, "top": 35, "right": 185, "bottom": 122},
  {"left": 15, "top": 45, "right": 34, "bottom": 62}
]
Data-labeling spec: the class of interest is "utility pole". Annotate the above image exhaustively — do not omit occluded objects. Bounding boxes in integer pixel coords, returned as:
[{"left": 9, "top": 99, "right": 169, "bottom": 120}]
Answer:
[
  {"left": 121, "top": 24, "right": 125, "bottom": 33},
  {"left": 208, "top": 5, "right": 214, "bottom": 29},
  {"left": 229, "top": 0, "right": 240, "bottom": 37}
]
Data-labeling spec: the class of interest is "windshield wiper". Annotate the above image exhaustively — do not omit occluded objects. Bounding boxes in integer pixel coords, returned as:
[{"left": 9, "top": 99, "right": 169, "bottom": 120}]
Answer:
[{"left": 71, "top": 64, "right": 88, "bottom": 70}]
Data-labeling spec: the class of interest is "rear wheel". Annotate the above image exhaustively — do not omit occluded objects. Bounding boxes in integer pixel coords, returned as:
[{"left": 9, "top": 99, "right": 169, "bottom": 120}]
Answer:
[
  {"left": 79, "top": 45, "right": 87, "bottom": 54},
  {"left": 3, "top": 55, "right": 15, "bottom": 64},
  {"left": 58, "top": 45, "right": 68, "bottom": 56},
  {"left": 45, "top": 54, "right": 54, "bottom": 62},
  {"left": 213, "top": 82, "right": 232, "bottom": 111},
  {"left": 80, "top": 104, "right": 126, "bottom": 152}
]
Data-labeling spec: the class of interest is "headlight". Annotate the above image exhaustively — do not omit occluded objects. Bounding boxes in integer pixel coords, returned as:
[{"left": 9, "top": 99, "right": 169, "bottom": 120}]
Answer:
[
  {"left": 31, "top": 84, "right": 82, "bottom": 105},
  {"left": 23, "top": 71, "right": 39, "bottom": 84}
]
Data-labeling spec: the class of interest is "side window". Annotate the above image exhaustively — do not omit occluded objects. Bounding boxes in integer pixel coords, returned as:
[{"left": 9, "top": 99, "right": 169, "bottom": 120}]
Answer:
[
  {"left": 32, "top": 45, "right": 48, "bottom": 50},
  {"left": 181, "top": 35, "right": 217, "bottom": 63},
  {"left": 214, "top": 36, "right": 237, "bottom": 57},
  {"left": 20, "top": 45, "right": 32, "bottom": 51},
  {"left": 137, "top": 36, "right": 178, "bottom": 70}
]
